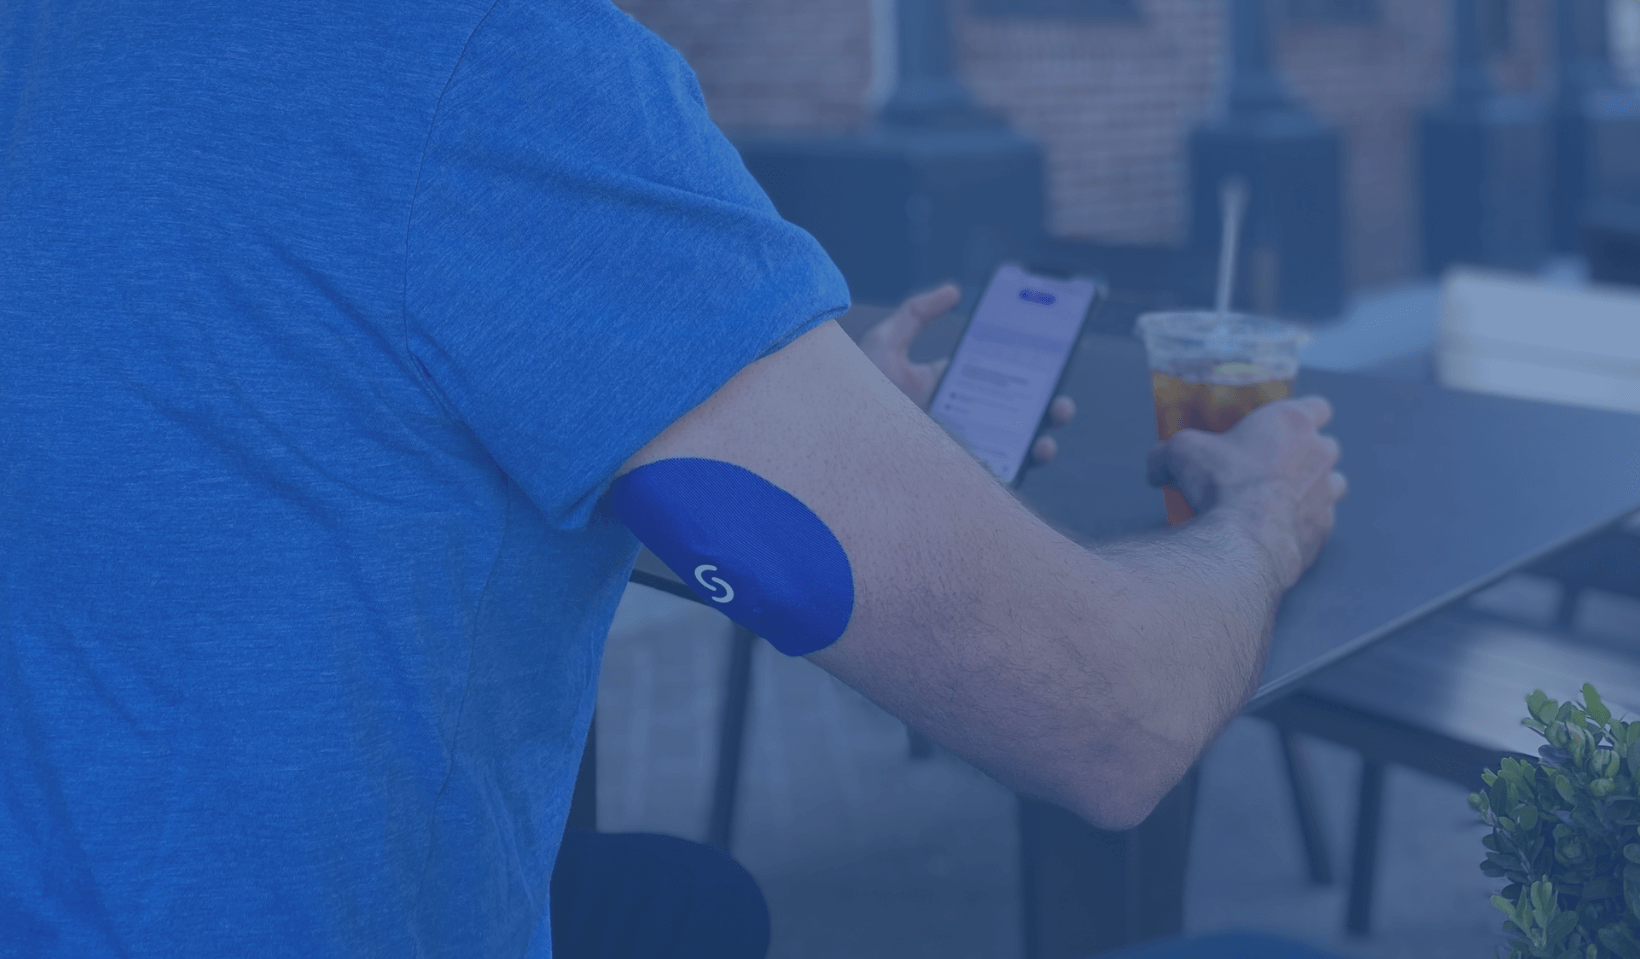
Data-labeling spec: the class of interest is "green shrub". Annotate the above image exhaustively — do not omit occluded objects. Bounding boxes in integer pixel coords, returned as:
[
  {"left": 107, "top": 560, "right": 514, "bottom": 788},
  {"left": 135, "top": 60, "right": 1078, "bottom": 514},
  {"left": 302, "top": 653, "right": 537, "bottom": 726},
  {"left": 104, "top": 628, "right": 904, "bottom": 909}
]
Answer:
[{"left": 1474, "top": 685, "right": 1640, "bottom": 958}]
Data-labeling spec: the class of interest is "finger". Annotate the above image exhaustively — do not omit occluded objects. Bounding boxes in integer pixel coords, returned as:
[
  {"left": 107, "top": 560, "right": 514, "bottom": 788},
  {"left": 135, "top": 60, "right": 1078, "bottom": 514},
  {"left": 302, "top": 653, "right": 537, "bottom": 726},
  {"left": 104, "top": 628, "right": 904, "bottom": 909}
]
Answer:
[
  {"left": 912, "top": 282, "right": 962, "bottom": 317},
  {"left": 1330, "top": 470, "right": 1348, "bottom": 500},
  {"left": 1031, "top": 435, "right": 1058, "bottom": 466},
  {"left": 1291, "top": 395, "right": 1334, "bottom": 429},
  {"left": 1319, "top": 434, "right": 1342, "bottom": 466},
  {"left": 1048, "top": 395, "right": 1076, "bottom": 428},
  {"left": 876, "top": 284, "right": 961, "bottom": 351}
]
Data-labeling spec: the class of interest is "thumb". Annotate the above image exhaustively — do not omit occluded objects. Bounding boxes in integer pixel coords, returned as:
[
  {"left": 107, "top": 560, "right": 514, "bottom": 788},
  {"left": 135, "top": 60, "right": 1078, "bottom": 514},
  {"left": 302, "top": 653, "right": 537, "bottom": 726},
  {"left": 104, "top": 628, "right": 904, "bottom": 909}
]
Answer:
[{"left": 876, "top": 283, "right": 960, "bottom": 351}]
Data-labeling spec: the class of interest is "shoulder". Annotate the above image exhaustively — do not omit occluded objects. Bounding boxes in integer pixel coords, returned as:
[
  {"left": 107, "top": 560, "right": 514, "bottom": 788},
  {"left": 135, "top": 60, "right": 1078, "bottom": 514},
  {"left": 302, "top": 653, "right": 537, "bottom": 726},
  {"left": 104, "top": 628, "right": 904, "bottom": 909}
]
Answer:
[{"left": 425, "top": 0, "right": 732, "bottom": 200}]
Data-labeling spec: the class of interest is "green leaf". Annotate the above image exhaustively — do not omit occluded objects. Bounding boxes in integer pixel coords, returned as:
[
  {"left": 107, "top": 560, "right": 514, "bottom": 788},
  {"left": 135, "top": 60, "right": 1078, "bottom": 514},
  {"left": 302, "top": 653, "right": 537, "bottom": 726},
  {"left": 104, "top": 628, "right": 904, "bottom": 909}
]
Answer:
[
  {"left": 1520, "top": 805, "right": 1541, "bottom": 831},
  {"left": 1559, "top": 774, "right": 1579, "bottom": 804},
  {"left": 1584, "top": 877, "right": 1621, "bottom": 899},
  {"left": 1533, "top": 879, "right": 1557, "bottom": 917},
  {"left": 1531, "top": 690, "right": 1557, "bottom": 723},
  {"left": 1593, "top": 779, "right": 1618, "bottom": 799},
  {"left": 1586, "top": 685, "right": 1612, "bottom": 725},
  {"left": 1546, "top": 909, "right": 1579, "bottom": 944},
  {"left": 1625, "top": 843, "right": 1640, "bottom": 865},
  {"left": 1568, "top": 725, "right": 1591, "bottom": 763},
  {"left": 1600, "top": 924, "right": 1640, "bottom": 959},
  {"left": 1494, "top": 894, "right": 1520, "bottom": 919},
  {"left": 1625, "top": 862, "right": 1640, "bottom": 918}
]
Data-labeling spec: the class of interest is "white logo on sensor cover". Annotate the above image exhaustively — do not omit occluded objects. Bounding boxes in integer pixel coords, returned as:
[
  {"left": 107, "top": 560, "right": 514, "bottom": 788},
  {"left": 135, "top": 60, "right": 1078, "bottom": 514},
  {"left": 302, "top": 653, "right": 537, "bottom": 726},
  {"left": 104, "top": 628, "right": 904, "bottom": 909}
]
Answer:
[{"left": 694, "top": 565, "right": 735, "bottom": 604}]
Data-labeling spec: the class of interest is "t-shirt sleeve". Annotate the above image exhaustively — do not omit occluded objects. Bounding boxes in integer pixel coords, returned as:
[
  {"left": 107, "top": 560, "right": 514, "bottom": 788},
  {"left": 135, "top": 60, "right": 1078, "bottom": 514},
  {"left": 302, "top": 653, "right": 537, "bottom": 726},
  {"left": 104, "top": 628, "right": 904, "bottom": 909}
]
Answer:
[{"left": 405, "top": 0, "right": 850, "bottom": 528}]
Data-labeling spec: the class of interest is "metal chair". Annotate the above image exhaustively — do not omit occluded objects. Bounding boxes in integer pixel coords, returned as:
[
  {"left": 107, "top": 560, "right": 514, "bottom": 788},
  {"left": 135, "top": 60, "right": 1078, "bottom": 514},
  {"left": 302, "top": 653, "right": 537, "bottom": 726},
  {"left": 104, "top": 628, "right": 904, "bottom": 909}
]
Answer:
[
  {"left": 1259, "top": 586, "right": 1640, "bottom": 935},
  {"left": 620, "top": 554, "right": 755, "bottom": 849}
]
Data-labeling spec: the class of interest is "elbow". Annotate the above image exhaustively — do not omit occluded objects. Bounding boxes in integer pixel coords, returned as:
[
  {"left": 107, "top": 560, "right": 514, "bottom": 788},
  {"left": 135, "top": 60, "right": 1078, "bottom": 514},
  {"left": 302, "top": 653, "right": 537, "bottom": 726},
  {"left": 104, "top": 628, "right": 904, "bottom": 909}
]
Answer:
[
  {"left": 1061, "top": 785, "right": 1169, "bottom": 834},
  {"left": 1038, "top": 750, "right": 1194, "bottom": 833}
]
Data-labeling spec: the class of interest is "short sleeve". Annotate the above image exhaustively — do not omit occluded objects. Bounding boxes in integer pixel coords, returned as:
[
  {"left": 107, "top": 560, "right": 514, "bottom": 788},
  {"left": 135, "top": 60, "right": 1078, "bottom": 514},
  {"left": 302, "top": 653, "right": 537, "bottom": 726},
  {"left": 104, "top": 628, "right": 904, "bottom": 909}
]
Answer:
[{"left": 405, "top": 0, "right": 850, "bottom": 528}]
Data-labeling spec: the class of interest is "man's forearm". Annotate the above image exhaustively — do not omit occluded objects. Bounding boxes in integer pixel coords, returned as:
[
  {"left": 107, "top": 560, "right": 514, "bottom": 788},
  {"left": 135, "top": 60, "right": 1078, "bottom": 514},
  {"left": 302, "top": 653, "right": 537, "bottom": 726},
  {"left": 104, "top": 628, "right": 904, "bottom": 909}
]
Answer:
[
  {"left": 814, "top": 482, "right": 1289, "bottom": 832},
  {"left": 1066, "top": 506, "right": 1287, "bottom": 818}
]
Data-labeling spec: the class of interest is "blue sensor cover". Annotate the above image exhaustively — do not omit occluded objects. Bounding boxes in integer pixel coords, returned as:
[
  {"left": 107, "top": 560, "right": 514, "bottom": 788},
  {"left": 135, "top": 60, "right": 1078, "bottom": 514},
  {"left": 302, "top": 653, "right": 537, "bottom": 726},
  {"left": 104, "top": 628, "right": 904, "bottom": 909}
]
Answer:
[{"left": 607, "top": 458, "right": 855, "bottom": 656}]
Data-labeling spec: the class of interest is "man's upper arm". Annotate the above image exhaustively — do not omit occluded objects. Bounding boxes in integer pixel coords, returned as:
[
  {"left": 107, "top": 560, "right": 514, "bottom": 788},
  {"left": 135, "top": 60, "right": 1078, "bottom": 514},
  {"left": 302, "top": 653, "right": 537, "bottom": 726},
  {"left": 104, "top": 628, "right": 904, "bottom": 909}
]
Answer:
[{"left": 615, "top": 318, "right": 1039, "bottom": 656}]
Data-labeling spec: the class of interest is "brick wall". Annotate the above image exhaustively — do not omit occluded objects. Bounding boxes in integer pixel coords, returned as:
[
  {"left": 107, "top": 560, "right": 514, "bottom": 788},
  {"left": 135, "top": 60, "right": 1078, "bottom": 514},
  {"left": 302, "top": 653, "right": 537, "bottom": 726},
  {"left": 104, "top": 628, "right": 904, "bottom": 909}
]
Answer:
[
  {"left": 1491, "top": 0, "right": 1555, "bottom": 96},
  {"left": 616, "top": 0, "right": 874, "bottom": 131},
  {"left": 960, "top": 2, "right": 1223, "bottom": 246},
  {"left": 618, "top": 0, "right": 1558, "bottom": 290},
  {"left": 1274, "top": 0, "right": 1451, "bottom": 284}
]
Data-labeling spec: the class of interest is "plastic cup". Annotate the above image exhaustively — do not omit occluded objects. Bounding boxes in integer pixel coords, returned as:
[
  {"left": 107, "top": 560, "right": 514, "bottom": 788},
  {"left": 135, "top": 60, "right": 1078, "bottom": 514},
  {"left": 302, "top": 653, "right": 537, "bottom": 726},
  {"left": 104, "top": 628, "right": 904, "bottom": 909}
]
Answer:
[{"left": 1136, "top": 311, "right": 1311, "bottom": 524}]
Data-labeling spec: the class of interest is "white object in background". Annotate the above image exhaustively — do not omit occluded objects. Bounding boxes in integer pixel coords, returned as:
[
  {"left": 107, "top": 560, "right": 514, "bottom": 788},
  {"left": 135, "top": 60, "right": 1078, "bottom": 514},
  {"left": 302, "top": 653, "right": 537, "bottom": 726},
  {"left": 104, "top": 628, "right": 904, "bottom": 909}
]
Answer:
[
  {"left": 1615, "top": 0, "right": 1640, "bottom": 85},
  {"left": 865, "top": 0, "right": 898, "bottom": 112},
  {"left": 1302, "top": 281, "right": 1441, "bottom": 373},
  {"left": 1215, "top": 177, "right": 1249, "bottom": 315},
  {"left": 1438, "top": 267, "right": 1640, "bottom": 414}
]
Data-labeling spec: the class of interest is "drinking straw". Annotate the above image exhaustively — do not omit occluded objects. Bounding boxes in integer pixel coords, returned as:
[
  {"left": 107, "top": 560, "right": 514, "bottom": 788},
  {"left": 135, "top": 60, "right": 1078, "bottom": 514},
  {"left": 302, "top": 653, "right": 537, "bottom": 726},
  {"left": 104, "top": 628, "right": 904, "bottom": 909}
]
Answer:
[{"left": 1215, "top": 177, "right": 1249, "bottom": 316}]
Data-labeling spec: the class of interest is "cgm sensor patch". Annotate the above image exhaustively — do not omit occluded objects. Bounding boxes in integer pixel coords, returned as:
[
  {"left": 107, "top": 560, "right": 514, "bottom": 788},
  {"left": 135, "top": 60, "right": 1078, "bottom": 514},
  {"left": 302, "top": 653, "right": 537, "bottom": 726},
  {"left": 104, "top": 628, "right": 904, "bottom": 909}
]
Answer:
[{"left": 607, "top": 458, "right": 854, "bottom": 656}]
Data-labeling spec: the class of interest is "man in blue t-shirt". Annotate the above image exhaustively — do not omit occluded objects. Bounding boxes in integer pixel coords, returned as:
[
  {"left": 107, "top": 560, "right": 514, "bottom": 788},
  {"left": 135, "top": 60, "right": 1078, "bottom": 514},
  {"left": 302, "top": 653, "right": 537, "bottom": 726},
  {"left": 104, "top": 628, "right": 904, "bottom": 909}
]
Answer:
[{"left": 0, "top": 1, "right": 1344, "bottom": 957}]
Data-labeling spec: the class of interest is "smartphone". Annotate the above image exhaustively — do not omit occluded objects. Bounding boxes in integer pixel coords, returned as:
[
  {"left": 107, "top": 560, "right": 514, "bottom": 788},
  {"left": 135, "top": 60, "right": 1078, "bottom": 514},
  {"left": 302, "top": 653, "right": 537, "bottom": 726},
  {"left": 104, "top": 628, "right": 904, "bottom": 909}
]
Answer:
[{"left": 928, "top": 263, "right": 1105, "bottom": 487}]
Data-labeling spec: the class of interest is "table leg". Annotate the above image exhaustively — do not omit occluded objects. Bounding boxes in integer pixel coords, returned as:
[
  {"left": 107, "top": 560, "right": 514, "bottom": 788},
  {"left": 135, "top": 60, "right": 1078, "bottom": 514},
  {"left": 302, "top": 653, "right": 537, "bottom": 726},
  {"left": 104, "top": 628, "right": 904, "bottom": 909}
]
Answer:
[
  {"left": 1276, "top": 728, "right": 1335, "bottom": 886},
  {"left": 707, "top": 624, "right": 758, "bottom": 851},
  {"left": 1346, "top": 759, "right": 1386, "bottom": 937},
  {"left": 1019, "top": 767, "right": 1200, "bottom": 959}
]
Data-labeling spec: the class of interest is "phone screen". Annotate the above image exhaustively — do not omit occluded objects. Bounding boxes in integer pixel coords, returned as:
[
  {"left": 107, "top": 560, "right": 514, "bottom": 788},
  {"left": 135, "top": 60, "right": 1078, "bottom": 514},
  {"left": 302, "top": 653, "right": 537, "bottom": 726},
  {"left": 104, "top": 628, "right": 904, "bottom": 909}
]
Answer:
[{"left": 928, "top": 265, "right": 1100, "bottom": 485}]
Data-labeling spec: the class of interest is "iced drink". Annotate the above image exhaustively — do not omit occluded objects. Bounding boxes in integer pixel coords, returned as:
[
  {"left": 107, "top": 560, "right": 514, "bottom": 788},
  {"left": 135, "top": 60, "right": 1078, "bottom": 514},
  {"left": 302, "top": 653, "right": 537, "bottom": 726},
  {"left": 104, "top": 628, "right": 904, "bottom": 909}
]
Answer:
[{"left": 1136, "top": 313, "right": 1309, "bottom": 525}]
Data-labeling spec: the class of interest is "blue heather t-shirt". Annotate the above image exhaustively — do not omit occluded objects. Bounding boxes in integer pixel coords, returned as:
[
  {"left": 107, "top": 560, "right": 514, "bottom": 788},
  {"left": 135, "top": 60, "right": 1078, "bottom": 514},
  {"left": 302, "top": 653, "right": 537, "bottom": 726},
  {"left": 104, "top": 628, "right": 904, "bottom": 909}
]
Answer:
[{"left": 0, "top": 1, "right": 848, "bottom": 956}]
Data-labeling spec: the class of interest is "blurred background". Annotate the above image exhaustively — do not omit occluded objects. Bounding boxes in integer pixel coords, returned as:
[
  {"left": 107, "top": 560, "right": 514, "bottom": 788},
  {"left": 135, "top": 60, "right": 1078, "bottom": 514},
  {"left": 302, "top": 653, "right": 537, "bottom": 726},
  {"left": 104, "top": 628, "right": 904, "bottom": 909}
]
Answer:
[
  {"left": 589, "top": 2, "right": 1640, "bottom": 957},
  {"left": 622, "top": 0, "right": 1640, "bottom": 323}
]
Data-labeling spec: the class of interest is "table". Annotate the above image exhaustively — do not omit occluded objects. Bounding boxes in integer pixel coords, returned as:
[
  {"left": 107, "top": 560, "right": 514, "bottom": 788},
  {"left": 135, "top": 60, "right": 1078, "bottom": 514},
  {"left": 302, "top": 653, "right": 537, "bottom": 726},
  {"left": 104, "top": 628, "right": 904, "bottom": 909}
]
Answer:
[
  {"left": 1029, "top": 337, "right": 1640, "bottom": 711},
  {"left": 632, "top": 312, "right": 1640, "bottom": 956}
]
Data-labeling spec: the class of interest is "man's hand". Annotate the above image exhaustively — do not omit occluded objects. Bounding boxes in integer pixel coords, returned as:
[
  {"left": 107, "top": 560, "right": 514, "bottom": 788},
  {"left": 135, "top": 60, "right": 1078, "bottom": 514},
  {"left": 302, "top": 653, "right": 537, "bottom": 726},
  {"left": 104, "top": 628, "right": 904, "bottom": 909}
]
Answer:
[
  {"left": 859, "top": 283, "right": 1076, "bottom": 466},
  {"left": 1147, "top": 397, "right": 1347, "bottom": 587}
]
